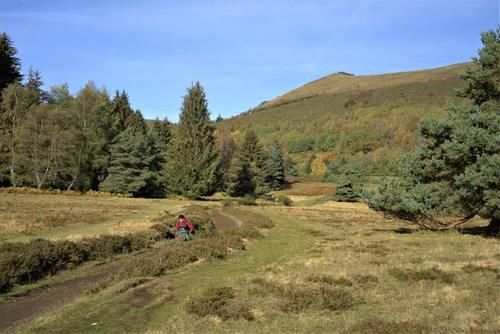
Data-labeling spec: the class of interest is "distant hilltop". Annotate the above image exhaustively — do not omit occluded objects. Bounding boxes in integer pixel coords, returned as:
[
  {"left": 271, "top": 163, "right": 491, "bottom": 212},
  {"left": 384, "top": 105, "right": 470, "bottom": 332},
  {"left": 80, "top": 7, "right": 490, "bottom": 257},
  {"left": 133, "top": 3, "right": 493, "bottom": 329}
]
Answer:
[{"left": 219, "top": 62, "right": 471, "bottom": 175}]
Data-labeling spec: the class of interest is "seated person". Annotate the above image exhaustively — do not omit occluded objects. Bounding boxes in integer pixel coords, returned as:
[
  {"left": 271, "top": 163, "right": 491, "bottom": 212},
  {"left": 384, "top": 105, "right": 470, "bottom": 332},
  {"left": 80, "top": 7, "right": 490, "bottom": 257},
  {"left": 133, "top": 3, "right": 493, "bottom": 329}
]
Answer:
[{"left": 175, "top": 215, "right": 194, "bottom": 240}]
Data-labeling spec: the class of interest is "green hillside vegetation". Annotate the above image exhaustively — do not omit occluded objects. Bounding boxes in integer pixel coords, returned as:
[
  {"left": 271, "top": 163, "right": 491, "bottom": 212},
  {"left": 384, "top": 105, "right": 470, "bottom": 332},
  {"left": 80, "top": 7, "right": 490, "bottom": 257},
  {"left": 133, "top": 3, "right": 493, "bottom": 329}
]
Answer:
[{"left": 219, "top": 63, "right": 470, "bottom": 175}]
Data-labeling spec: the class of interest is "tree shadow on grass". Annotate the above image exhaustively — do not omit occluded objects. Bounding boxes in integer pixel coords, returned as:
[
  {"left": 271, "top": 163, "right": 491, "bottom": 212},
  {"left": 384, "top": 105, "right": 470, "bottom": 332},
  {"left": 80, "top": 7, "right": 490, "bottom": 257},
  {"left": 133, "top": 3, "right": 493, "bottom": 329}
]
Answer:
[{"left": 373, "top": 226, "right": 498, "bottom": 239}]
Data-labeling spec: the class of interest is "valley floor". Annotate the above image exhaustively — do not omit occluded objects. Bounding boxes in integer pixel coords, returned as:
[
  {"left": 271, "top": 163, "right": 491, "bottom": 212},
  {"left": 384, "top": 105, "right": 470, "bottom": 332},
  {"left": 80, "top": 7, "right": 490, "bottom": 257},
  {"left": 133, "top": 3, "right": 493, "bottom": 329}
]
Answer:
[{"left": 0, "top": 192, "right": 498, "bottom": 333}]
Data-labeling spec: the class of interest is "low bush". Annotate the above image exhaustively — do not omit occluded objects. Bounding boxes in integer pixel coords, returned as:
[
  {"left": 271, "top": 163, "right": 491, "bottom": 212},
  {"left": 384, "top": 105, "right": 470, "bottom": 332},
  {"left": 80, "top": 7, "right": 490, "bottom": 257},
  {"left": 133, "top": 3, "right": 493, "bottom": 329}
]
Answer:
[
  {"left": 388, "top": 267, "right": 455, "bottom": 284},
  {"left": 305, "top": 273, "right": 353, "bottom": 287},
  {"left": 353, "top": 274, "right": 379, "bottom": 285},
  {"left": 275, "top": 195, "right": 293, "bottom": 206},
  {"left": 185, "top": 286, "right": 254, "bottom": 321},
  {"left": 280, "top": 284, "right": 355, "bottom": 312},
  {"left": 249, "top": 277, "right": 356, "bottom": 313},
  {"left": 237, "top": 195, "right": 257, "bottom": 206},
  {"left": 119, "top": 226, "right": 264, "bottom": 280},
  {"left": 461, "top": 264, "right": 498, "bottom": 274},
  {"left": 149, "top": 205, "right": 217, "bottom": 239},
  {"left": 0, "top": 231, "right": 161, "bottom": 293}
]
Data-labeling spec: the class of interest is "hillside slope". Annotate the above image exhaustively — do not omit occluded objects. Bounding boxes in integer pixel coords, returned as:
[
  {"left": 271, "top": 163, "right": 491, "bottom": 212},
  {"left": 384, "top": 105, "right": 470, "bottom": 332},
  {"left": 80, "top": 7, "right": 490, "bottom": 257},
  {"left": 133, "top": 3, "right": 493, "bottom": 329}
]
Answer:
[{"left": 219, "top": 63, "right": 471, "bottom": 175}]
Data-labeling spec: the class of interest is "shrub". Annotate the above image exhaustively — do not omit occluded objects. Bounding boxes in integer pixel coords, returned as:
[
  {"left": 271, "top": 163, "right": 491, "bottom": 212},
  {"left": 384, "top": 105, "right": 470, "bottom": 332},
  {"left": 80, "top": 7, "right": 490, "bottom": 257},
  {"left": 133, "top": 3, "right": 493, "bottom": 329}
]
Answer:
[
  {"left": 334, "top": 179, "right": 361, "bottom": 202},
  {"left": 280, "top": 285, "right": 355, "bottom": 312},
  {"left": 149, "top": 205, "right": 217, "bottom": 239},
  {"left": 288, "top": 137, "right": 315, "bottom": 154},
  {"left": 237, "top": 195, "right": 257, "bottom": 206},
  {"left": 0, "top": 231, "right": 163, "bottom": 293},
  {"left": 305, "top": 273, "right": 353, "bottom": 287},
  {"left": 185, "top": 286, "right": 254, "bottom": 321},
  {"left": 275, "top": 195, "right": 293, "bottom": 206},
  {"left": 388, "top": 267, "right": 455, "bottom": 283},
  {"left": 461, "top": 264, "right": 498, "bottom": 274}
]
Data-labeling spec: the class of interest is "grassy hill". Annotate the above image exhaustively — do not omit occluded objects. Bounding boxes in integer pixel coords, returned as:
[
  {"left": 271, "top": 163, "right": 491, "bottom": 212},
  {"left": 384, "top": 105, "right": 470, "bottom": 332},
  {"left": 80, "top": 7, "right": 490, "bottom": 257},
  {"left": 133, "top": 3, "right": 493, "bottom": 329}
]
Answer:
[{"left": 218, "top": 63, "right": 471, "bottom": 175}]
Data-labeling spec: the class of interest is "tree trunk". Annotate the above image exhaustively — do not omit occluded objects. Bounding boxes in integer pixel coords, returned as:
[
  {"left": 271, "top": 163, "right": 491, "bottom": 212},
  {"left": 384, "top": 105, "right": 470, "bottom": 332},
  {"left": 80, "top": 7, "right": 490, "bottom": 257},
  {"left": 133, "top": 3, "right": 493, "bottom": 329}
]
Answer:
[{"left": 487, "top": 216, "right": 499, "bottom": 235}]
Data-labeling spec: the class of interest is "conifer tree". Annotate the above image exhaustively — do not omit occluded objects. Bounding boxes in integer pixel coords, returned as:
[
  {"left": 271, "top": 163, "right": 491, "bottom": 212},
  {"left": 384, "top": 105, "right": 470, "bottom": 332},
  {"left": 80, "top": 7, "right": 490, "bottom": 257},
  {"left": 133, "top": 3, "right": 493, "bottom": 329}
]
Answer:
[
  {"left": 100, "top": 129, "right": 164, "bottom": 197},
  {"left": 26, "top": 67, "right": 45, "bottom": 104},
  {"left": 227, "top": 154, "right": 254, "bottom": 197},
  {"left": 266, "top": 143, "right": 286, "bottom": 190},
  {"left": 110, "top": 90, "right": 135, "bottom": 134},
  {"left": 150, "top": 118, "right": 172, "bottom": 154},
  {"left": 369, "top": 28, "right": 500, "bottom": 234},
  {"left": 213, "top": 128, "right": 235, "bottom": 192},
  {"left": 165, "top": 82, "right": 218, "bottom": 198},
  {"left": 227, "top": 129, "right": 269, "bottom": 196},
  {"left": 0, "top": 32, "right": 22, "bottom": 95}
]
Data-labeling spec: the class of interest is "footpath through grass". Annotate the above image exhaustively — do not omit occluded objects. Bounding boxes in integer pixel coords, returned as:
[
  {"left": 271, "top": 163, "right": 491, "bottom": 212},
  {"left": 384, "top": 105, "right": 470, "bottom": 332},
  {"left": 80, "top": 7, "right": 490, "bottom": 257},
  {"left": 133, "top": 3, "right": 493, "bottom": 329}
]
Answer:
[
  {"left": 11, "top": 202, "right": 500, "bottom": 333},
  {"left": 16, "top": 207, "right": 315, "bottom": 333}
]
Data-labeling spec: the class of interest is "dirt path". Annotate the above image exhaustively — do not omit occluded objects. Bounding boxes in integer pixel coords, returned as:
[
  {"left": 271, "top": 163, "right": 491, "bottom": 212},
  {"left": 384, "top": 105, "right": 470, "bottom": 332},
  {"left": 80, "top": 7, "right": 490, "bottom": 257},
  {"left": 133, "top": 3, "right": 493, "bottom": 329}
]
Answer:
[
  {"left": 211, "top": 210, "right": 240, "bottom": 231},
  {"left": 0, "top": 260, "right": 124, "bottom": 333}
]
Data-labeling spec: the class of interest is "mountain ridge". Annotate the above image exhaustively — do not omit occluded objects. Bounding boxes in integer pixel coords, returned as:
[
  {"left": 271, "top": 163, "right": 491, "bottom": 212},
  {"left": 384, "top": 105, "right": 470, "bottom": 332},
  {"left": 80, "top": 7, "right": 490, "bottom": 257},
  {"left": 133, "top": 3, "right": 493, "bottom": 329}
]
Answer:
[{"left": 218, "top": 62, "right": 471, "bottom": 175}]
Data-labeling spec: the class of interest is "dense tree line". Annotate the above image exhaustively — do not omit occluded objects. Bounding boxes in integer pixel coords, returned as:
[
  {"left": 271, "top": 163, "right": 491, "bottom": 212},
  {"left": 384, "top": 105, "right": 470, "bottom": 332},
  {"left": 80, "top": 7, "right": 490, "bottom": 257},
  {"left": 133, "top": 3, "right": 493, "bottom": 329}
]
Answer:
[{"left": 0, "top": 33, "right": 287, "bottom": 198}]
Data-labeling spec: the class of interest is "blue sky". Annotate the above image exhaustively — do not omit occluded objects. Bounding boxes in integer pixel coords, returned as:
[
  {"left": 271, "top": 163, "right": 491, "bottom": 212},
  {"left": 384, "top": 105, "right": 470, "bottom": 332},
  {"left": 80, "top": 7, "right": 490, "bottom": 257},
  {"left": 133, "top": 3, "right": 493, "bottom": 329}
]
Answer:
[{"left": 0, "top": 1, "right": 498, "bottom": 121}]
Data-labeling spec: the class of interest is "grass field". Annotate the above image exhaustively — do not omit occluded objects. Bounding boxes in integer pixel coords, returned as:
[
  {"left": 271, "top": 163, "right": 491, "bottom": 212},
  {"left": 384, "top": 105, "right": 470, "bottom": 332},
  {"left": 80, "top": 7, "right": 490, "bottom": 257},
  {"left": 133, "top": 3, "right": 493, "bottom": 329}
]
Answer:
[
  {"left": 0, "top": 192, "right": 187, "bottom": 242},
  {"left": 0, "top": 191, "right": 498, "bottom": 333}
]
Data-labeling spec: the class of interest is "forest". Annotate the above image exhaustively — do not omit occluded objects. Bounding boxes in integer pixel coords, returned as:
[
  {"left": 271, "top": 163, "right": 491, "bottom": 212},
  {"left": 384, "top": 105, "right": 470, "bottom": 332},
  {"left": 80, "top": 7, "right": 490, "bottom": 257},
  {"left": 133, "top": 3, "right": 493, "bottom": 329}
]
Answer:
[{"left": 0, "top": 32, "right": 286, "bottom": 199}]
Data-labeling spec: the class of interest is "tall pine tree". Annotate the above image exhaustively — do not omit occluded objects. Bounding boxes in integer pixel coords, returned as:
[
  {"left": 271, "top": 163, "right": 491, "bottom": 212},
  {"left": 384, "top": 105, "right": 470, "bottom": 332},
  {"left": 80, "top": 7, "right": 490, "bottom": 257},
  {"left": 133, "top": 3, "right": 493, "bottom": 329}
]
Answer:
[
  {"left": 0, "top": 32, "right": 22, "bottom": 96},
  {"left": 165, "top": 82, "right": 218, "bottom": 198}
]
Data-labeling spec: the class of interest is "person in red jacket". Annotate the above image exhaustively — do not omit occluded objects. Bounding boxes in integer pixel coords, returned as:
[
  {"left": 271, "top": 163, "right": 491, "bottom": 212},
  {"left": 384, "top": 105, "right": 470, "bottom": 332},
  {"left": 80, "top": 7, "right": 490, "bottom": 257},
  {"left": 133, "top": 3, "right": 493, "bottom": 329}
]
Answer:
[{"left": 175, "top": 215, "right": 194, "bottom": 240}]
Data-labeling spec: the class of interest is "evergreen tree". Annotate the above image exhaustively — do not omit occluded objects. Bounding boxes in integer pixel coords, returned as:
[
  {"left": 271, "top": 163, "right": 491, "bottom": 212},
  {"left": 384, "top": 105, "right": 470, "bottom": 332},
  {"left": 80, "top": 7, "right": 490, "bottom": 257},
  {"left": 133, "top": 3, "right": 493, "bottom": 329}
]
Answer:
[
  {"left": 369, "top": 28, "right": 500, "bottom": 234},
  {"left": 213, "top": 128, "right": 235, "bottom": 192},
  {"left": 334, "top": 177, "right": 361, "bottom": 202},
  {"left": 165, "top": 82, "right": 219, "bottom": 198},
  {"left": 26, "top": 67, "right": 45, "bottom": 104},
  {"left": 266, "top": 143, "right": 286, "bottom": 190},
  {"left": 126, "top": 110, "right": 147, "bottom": 135},
  {"left": 240, "top": 129, "right": 268, "bottom": 194},
  {"left": 227, "top": 154, "right": 254, "bottom": 197},
  {"left": 100, "top": 129, "right": 164, "bottom": 197},
  {"left": 0, "top": 32, "right": 22, "bottom": 95},
  {"left": 110, "top": 90, "right": 134, "bottom": 134},
  {"left": 150, "top": 117, "right": 172, "bottom": 153},
  {"left": 226, "top": 129, "right": 270, "bottom": 196}
]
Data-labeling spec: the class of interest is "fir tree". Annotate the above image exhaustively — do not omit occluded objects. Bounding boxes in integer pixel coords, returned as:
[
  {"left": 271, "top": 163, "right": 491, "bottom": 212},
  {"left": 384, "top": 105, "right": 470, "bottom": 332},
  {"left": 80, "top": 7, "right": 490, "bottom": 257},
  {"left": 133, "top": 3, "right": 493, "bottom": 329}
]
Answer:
[
  {"left": 26, "top": 67, "right": 45, "bottom": 104},
  {"left": 227, "top": 154, "right": 254, "bottom": 197},
  {"left": 334, "top": 178, "right": 361, "bottom": 202},
  {"left": 213, "top": 128, "right": 235, "bottom": 192},
  {"left": 266, "top": 143, "right": 286, "bottom": 190},
  {"left": 100, "top": 129, "right": 164, "bottom": 197},
  {"left": 110, "top": 90, "right": 134, "bottom": 134},
  {"left": 0, "top": 32, "right": 22, "bottom": 95},
  {"left": 165, "top": 82, "right": 219, "bottom": 198},
  {"left": 150, "top": 118, "right": 172, "bottom": 153},
  {"left": 240, "top": 129, "right": 268, "bottom": 194}
]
